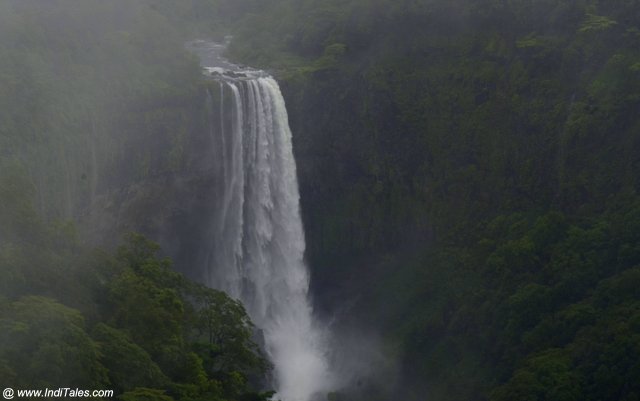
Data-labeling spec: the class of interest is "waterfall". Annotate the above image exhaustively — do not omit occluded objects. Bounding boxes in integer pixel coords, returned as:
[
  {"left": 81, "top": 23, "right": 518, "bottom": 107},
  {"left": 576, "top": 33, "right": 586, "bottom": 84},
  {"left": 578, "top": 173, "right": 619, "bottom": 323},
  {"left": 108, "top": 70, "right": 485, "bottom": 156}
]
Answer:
[{"left": 206, "top": 73, "right": 332, "bottom": 401}]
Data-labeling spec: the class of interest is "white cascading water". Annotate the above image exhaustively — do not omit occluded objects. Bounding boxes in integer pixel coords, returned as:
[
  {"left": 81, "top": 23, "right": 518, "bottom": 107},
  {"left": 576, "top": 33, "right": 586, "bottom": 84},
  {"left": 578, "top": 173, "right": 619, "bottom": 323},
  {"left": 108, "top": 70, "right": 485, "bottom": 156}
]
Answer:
[{"left": 197, "top": 42, "right": 332, "bottom": 401}]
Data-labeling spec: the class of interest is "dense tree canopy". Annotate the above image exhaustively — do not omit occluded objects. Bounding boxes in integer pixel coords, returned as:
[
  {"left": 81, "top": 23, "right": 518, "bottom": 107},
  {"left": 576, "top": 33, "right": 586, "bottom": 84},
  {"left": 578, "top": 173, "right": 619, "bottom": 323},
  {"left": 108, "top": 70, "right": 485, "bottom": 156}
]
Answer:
[
  {"left": 2, "top": 0, "right": 640, "bottom": 400},
  {"left": 220, "top": 0, "right": 640, "bottom": 400},
  {"left": 0, "top": 220, "right": 271, "bottom": 400},
  {"left": 0, "top": 1, "right": 271, "bottom": 399}
]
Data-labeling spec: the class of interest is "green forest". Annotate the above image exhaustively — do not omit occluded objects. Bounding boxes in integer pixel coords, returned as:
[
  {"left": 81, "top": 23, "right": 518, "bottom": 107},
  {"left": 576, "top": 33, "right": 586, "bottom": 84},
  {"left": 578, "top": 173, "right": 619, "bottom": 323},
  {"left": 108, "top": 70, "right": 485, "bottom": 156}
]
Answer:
[
  {"left": 0, "top": 1, "right": 270, "bottom": 400},
  {"left": 2, "top": 0, "right": 640, "bottom": 400}
]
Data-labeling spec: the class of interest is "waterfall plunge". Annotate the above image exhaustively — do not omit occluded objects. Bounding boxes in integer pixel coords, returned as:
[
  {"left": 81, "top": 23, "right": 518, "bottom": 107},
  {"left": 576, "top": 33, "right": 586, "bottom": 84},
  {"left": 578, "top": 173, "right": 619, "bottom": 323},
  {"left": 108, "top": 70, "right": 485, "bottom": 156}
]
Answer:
[{"left": 206, "top": 76, "right": 332, "bottom": 401}]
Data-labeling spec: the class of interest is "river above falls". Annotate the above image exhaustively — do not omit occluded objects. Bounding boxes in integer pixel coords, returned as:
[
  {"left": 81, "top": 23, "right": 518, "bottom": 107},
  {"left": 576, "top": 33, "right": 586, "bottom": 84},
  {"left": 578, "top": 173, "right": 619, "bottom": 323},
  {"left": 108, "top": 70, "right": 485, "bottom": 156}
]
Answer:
[{"left": 186, "top": 39, "right": 269, "bottom": 79}]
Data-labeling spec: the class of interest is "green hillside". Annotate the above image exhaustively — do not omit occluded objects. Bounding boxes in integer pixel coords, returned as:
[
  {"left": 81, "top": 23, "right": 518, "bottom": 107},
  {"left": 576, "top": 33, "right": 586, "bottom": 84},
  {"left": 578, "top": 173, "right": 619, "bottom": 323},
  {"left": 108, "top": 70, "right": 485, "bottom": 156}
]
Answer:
[
  {"left": 224, "top": 1, "right": 640, "bottom": 399},
  {"left": 2, "top": 0, "right": 640, "bottom": 400},
  {"left": 0, "top": 2, "right": 271, "bottom": 400}
]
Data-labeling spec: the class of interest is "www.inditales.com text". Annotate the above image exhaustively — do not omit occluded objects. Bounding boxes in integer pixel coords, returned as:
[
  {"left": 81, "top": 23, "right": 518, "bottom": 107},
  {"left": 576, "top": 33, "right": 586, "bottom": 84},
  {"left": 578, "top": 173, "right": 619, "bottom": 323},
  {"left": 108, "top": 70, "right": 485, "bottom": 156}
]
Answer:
[{"left": 3, "top": 388, "right": 113, "bottom": 399}]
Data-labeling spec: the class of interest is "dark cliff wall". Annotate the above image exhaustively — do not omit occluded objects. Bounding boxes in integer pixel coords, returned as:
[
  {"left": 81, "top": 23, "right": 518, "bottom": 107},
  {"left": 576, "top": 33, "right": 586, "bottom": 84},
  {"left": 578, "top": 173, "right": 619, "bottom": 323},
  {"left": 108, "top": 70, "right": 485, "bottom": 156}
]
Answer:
[
  {"left": 0, "top": 1, "right": 232, "bottom": 281},
  {"left": 78, "top": 82, "right": 225, "bottom": 283},
  {"left": 226, "top": 1, "right": 640, "bottom": 399}
]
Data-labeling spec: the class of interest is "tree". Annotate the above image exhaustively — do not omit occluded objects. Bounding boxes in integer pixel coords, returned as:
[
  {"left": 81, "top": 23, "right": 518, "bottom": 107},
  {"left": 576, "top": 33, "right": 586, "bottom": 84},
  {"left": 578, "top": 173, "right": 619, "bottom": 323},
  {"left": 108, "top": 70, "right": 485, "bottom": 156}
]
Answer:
[
  {"left": 92, "top": 323, "right": 169, "bottom": 393},
  {"left": 0, "top": 296, "right": 107, "bottom": 389},
  {"left": 189, "top": 284, "right": 269, "bottom": 376}
]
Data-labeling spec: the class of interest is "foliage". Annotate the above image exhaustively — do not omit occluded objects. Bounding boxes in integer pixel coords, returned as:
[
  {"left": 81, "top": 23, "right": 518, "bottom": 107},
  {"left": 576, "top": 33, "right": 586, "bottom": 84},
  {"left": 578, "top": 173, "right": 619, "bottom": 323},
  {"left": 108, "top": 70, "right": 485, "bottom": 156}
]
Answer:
[
  {"left": 0, "top": 2, "right": 277, "bottom": 399},
  {"left": 0, "top": 189, "right": 270, "bottom": 399},
  {"left": 579, "top": 13, "right": 617, "bottom": 33},
  {"left": 223, "top": 0, "right": 640, "bottom": 400},
  {"left": 92, "top": 323, "right": 170, "bottom": 393},
  {"left": 0, "top": 0, "right": 206, "bottom": 221},
  {"left": 0, "top": 296, "right": 108, "bottom": 389},
  {"left": 0, "top": 0, "right": 270, "bottom": 399},
  {"left": 120, "top": 388, "right": 175, "bottom": 401},
  {"left": 0, "top": 227, "right": 270, "bottom": 399},
  {"left": 4, "top": 0, "right": 640, "bottom": 400},
  {"left": 189, "top": 284, "right": 269, "bottom": 376}
]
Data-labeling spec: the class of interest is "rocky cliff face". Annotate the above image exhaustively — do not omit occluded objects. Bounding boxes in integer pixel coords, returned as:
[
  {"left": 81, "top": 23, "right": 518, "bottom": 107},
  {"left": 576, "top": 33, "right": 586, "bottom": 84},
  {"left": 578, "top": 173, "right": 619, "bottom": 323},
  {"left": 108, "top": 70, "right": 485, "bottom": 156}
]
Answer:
[
  {"left": 81, "top": 171, "right": 217, "bottom": 280},
  {"left": 76, "top": 82, "right": 227, "bottom": 281}
]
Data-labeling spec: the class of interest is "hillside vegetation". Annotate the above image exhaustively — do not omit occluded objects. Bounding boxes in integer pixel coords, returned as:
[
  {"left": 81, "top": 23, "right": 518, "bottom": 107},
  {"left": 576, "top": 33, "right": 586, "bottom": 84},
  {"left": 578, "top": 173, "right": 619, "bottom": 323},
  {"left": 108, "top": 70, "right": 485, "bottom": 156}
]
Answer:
[
  {"left": 224, "top": 0, "right": 640, "bottom": 399},
  {"left": 0, "top": 1, "right": 272, "bottom": 400},
  {"left": 2, "top": 0, "right": 640, "bottom": 400}
]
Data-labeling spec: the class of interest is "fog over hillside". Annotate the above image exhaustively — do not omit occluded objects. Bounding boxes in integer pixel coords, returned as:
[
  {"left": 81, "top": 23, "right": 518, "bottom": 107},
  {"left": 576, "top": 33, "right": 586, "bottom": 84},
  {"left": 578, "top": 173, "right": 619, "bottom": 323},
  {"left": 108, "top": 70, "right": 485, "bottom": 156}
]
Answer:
[{"left": 2, "top": 1, "right": 640, "bottom": 401}]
